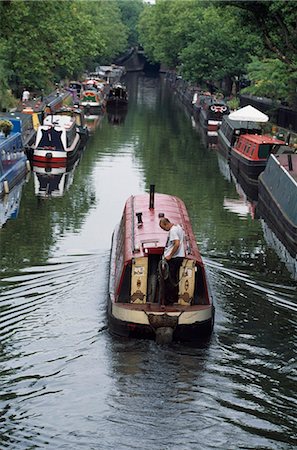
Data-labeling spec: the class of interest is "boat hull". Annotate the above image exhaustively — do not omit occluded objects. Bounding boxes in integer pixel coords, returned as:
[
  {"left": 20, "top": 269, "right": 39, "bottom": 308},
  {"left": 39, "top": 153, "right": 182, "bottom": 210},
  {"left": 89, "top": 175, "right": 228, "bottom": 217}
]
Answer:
[
  {"left": 107, "top": 299, "right": 214, "bottom": 342},
  {"left": 258, "top": 154, "right": 297, "bottom": 258},
  {"left": 80, "top": 103, "right": 104, "bottom": 115}
]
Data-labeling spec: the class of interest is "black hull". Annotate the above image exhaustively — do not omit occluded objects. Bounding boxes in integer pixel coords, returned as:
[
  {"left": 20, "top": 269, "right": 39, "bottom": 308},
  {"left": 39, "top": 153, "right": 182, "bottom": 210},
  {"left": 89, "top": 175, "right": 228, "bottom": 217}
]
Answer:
[
  {"left": 230, "top": 152, "right": 266, "bottom": 180},
  {"left": 81, "top": 104, "right": 104, "bottom": 115},
  {"left": 217, "top": 132, "right": 231, "bottom": 159},
  {"left": 106, "top": 100, "right": 128, "bottom": 110},
  {"left": 258, "top": 184, "right": 297, "bottom": 258}
]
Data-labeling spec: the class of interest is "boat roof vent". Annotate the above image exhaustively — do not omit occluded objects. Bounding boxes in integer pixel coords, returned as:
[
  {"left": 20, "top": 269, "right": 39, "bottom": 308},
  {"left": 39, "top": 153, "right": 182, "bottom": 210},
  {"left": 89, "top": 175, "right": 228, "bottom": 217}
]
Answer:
[
  {"left": 136, "top": 212, "right": 143, "bottom": 227},
  {"left": 149, "top": 184, "right": 155, "bottom": 209}
]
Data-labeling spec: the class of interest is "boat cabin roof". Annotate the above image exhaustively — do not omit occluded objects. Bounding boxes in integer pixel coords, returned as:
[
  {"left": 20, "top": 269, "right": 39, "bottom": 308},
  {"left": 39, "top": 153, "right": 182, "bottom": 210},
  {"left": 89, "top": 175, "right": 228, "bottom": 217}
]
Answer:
[
  {"left": 122, "top": 193, "right": 202, "bottom": 264},
  {"left": 43, "top": 115, "right": 75, "bottom": 129},
  {"left": 222, "top": 116, "right": 262, "bottom": 131},
  {"left": 239, "top": 134, "right": 285, "bottom": 145}
]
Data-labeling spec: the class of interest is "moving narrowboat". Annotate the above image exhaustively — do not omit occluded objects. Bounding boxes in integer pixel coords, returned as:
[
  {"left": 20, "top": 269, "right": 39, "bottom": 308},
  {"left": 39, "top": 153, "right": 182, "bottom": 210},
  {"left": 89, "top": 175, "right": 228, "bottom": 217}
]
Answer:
[
  {"left": 217, "top": 116, "right": 262, "bottom": 159},
  {"left": 106, "top": 83, "right": 128, "bottom": 109},
  {"left": 258, "top": 151, "right": 297, "bottom": 258},
  {"left": 229, "top": 134, "right": 285, "bottom": 193},
  {"left": 0, "top": 122, "right": 30, "bottom": 198},
  {"left": 32, "top": 114, "right": 81, "bottom": 165},
  {"left": 108, "top": 186, "right": 215, "bottom": 344}
]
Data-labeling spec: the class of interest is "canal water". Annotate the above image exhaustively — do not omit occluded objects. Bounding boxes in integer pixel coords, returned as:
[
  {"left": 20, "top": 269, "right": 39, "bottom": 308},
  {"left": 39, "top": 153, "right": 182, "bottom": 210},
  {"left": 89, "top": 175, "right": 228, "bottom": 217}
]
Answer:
[{"left": 0, "top": 74, "right": 296, "bottom": 449}]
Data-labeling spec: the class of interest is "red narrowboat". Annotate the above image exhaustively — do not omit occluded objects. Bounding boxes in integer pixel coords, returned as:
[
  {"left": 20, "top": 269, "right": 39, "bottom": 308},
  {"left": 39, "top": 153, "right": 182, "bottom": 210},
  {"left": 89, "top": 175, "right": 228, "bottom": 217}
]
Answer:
[
  {"left": 108, "top": 186, "right": 215, "bottom": 344},
  {"left": 230, "top": 134, "right": 285, "bottom": 190}
]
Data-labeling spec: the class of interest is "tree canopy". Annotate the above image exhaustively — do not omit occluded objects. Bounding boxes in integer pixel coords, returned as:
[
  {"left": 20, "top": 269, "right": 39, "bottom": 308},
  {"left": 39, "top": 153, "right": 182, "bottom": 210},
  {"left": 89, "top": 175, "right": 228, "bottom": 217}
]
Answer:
[
  {"left": 0, "top": 0, "right": 129, "bottom": 107},
  {"left": 137, "top": 0, "right": 297, "bottom": 104}
]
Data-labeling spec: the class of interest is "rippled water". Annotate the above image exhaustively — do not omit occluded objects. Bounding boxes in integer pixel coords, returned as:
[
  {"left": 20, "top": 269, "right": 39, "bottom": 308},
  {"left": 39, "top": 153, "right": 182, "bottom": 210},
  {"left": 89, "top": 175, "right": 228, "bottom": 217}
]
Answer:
[{"left": 0, "top": 74, "right": 296, "bottom": 449}]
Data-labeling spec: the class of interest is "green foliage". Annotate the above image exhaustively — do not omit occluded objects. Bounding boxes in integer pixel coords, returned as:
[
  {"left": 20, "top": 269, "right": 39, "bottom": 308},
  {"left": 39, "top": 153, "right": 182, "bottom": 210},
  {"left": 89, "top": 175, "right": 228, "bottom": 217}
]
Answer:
[
  {"left": 116, "top": 0, "right": 144, "bottom": 47},
  {"left": 241, "top": 56, "right": 296, "bottom": 103},
  {"left": 0, "top": 0, "right": 128, "bottom": 94},
  {"left": 227, "top": 97, "right": 240, "bottom": 111},
  {"left": 138, "top": 1, "right": 262, "bottom": 82}
]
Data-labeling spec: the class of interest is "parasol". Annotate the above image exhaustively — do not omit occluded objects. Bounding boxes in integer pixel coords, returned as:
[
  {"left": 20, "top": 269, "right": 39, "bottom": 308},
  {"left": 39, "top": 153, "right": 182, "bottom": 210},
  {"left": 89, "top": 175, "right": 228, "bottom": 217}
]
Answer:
[{"left": 228, "top": 105, "right": 269, "bottom": 122}]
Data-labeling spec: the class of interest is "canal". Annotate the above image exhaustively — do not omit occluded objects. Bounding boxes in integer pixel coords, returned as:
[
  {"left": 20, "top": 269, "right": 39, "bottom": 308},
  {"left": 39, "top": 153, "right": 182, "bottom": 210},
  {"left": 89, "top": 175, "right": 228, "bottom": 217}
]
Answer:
[{"left": 0, "top": 74, "right": 296, "bottom": 449}]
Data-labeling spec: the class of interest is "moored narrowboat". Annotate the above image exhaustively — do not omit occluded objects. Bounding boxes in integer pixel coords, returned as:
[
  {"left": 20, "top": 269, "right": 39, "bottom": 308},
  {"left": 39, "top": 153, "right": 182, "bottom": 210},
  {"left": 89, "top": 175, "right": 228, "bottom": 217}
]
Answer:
[
  {"left": 108, "top": 186, "right": 215, "bottom": 344},
  {"left": 79, "top": 78, "right": 106, "bottom": 114},
  {"left": 0, "top": 123, "right": 30, "bottom": 198},
  {"left": 258, "top": 152, "right": 297, "bottom": 258},
  {"left": 106, "top": 83, "right": 128, "bottom": 109},
  {"left": 229, "top": 134, "right": 285, "bottom": 192},
  {"left": 198, "top": 96, "right": 229, "bottom": 136},
  {"left": 32, "top": 114, "right": 81, "bottom": 166},
  {"left": 217, "top": 115, "right": 262, "bottom": 159}
]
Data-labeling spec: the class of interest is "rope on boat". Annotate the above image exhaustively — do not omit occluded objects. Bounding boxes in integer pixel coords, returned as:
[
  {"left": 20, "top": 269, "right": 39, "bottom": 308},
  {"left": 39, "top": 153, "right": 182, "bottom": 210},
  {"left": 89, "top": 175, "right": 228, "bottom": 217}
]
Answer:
[{"left": 157, "top": 258, "right": 190, "bottom": 287}]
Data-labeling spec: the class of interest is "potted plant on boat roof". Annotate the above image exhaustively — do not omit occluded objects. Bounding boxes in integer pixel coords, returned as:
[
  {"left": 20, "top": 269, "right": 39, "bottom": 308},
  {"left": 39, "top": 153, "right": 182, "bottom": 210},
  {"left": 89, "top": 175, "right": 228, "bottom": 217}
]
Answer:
[{"left": 0, "top": 119, "right": 13, "bottom": 137}]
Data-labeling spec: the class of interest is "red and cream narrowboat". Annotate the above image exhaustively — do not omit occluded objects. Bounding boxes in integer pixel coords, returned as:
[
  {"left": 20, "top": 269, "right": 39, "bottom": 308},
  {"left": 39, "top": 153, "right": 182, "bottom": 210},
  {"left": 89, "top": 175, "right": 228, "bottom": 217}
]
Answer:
[
  {"left": 108, "top": 186, "right": 215, "bottom": 344},
  {"left": 32, "top": 114, "right": 81, "bottom": 166},
  {"left": 230, "top": 134, "right": 285, "bottom": 191}
]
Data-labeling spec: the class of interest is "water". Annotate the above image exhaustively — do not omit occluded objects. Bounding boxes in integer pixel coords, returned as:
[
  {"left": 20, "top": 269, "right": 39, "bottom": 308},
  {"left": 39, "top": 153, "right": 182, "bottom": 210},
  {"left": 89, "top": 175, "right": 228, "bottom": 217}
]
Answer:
[{"left": 0, "top": 74, "right": 296, "bottom": 449}]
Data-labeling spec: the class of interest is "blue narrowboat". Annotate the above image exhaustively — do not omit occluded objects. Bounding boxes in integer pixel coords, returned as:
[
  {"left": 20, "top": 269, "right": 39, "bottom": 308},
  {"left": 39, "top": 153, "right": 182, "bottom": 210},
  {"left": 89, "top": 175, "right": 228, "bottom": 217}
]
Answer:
[{"left": 0, "top": 123, "right": 30, "bottom": 198}]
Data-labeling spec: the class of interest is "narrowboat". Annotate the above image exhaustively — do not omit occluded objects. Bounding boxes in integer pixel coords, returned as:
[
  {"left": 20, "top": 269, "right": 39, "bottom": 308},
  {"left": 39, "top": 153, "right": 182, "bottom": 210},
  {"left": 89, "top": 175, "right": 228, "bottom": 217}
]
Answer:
[
  {"left": 197, "top": 96, "right": 229, "bottom": 137},
  {"left": 0, "top": 123, "right": 30, "bottom": 198},
  {"left": 108, "top": 186, "right": 215, "bottom": 344},
  {"left": 79, "top": 79, "right": 106, "bottom": 114},
  {"left": 106, "top": 83, "right": 128, "bottom": 109},
  {"left": 229, "top": 134, "right": 285, "bottom": 193},
  {"left": 0, "top": 112, "right": 37, "bottom": 148},
  {"left": 68, "top": 81, "right": 82, "bottom": 97},
  {"left": 258, "top": 151, "right": 297, "bottom": 258},
  {"left": 217, "top": 115, "right": 262, "bottom": 159},
  {"left": 32, "top": 114, "right": 81, "bottom": 165}
]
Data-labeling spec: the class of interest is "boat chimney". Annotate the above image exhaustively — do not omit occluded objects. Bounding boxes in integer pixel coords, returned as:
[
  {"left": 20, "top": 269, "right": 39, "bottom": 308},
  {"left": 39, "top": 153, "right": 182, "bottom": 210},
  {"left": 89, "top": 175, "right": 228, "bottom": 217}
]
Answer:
[
  {"left": 288, "top": 154, "right": 293, "bottom": 171},
  {"left": 149, "top": 184, "right": 155, "bottom": 209},
  {"left": 136, "top": 212, "right": 143, "bottom": 227}
]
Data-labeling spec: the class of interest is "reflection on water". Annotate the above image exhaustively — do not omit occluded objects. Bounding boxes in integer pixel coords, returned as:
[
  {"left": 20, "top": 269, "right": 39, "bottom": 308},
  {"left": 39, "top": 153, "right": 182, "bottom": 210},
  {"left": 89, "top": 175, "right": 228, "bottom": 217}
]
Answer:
[
  {"left": 0, "top": 175, "right": 28, "bottom": 228},
  {"left": 0, "top": 74, "right": 296, "bottom": 449},
  {"left": 33, "top": 156, "right": 81, "bottom": 198},
  {"left": 261, "top": 220, "right": 297, "bottom": 281}
]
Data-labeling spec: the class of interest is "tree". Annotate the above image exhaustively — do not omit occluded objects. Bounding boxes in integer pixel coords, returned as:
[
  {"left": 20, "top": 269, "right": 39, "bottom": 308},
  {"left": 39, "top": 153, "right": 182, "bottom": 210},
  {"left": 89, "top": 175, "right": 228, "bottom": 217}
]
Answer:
[
  {"left": 116, "top": 0, "right": 144, "bottom": 48},
  {"left": 0, "top": 0, "right": 128, "bottom": 94}
]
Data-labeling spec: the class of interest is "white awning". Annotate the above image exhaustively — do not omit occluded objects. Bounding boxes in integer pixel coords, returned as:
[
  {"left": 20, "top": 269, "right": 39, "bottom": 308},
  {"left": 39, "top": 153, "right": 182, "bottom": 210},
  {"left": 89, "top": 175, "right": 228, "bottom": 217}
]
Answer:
[{"left": 228, "top": 105, "right": 269, "bottom": 122}]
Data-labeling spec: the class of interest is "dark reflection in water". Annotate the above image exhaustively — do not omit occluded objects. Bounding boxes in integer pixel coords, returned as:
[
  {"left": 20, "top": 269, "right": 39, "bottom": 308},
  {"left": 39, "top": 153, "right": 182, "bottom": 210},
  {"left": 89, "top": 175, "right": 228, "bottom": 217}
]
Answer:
[{"left": 0, "top": 74, "right": 296, "bottom": 449}]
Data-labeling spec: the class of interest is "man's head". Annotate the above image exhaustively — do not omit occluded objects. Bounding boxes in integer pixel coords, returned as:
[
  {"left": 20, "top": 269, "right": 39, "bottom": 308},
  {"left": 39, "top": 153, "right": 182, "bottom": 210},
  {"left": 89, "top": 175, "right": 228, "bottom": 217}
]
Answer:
[{"left": 159, "top": 217, "right": 172, "bottom": 231}]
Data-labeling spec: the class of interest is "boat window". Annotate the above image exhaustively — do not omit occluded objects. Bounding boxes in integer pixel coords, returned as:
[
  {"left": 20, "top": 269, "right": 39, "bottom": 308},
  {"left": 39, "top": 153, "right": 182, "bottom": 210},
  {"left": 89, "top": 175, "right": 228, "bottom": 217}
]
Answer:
[
  {"left": 39, "top": 129, "right": 63, "bottom": 150},
  {"left": 258, "top": 144, "right": 271, "bottom": 159}
]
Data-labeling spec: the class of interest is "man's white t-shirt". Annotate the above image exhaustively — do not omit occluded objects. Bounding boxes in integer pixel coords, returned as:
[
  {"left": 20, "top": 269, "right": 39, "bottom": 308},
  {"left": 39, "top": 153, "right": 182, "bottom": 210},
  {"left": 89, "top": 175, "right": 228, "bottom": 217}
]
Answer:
[{"left": 164, "top": 224, "right": 185, "bottom": 258}]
